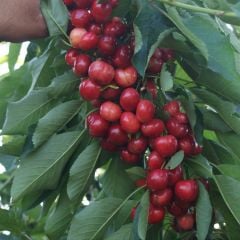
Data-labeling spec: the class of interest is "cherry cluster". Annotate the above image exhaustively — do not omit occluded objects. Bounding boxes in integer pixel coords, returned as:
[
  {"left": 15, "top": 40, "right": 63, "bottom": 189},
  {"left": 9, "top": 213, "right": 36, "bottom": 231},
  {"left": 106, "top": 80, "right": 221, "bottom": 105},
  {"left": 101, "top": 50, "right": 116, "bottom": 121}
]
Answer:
[{"left": 63, "top": 0, "right": 204, "bottom": 233}]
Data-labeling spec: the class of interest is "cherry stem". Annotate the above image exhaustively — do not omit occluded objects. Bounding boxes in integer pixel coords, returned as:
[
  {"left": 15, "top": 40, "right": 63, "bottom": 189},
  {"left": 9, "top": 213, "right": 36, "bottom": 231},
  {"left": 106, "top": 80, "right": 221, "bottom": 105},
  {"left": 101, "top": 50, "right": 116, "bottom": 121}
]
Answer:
[{"left": 101, "top": 84, "right": 119, "bottom": 91}]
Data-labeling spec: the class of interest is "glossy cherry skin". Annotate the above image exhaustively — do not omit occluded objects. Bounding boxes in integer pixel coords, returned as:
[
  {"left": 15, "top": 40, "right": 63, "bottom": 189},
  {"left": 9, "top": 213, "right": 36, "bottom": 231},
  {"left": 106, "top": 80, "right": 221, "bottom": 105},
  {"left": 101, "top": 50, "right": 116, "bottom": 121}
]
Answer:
[
  {"left": 177, "top": 213, "right": 195, "bottom": 231},
  {"left": 78, "top": 31, "right": 99, "bottom": 50},
  {"left": 148, "top": 205, "right": 165, "bottom": 224},
  {"left": 152, "top": 48, "right": 163, "bottom": 59},
  {"left": 91, "top": 0, "right": 112, "bottom": 23},
  {"left": 79, "top": 79, "right": 101, "bottom": 101},
  {"left": 175, "top": 180, "right": 199, "bottom": 203},
  {"left": 121, "top": 149, "right": 140, "bottom": 164},
  {"left": 178, "top": 135, "right": 195, "bottom": 156},
  {"left": 147, "top": 57, "right": 164, "bottom": 74},
  {"left": 141, "top": 119, "right": 165, "bottom": 138},
  {"left": 98, "top": 35, "right": 116, "bottom": 56},
  {"left": 168, "top": 201, "right": 188, "bottom": 217},
  {"left": 101, "top": 139, "right": 118, "bottom": 152},
  {"left": 150, "top": 188, "right": 173, "bottom": 207},
  {"left": 70, "top": 28, "right": 87, "bottom": 48},
  {"left": 163, "top": 100, "right": 180, "bottom": 116},
  {"left": 128, "top": 136, "right": 147, "bottom": 154},
  {"left": 174, "top": 112, "right": 189, "bottom": 124},
  {"left": 71, "top": 9, "right": 92, "bottom": 28},
  {"left": 88, "top": 23, "right": 102, "bottom": 35},
  {"left": 64, "top": 0, "right": 74, "bottom": 6},
  {"left": 87, "top": 112, "right": 109, "bottom": 137},
  {"left": 74, "top": 0, "right": 93, "bottom": 8},
  {"left": 115, "top": 66, "right": 138, "bottom": 88},
  {"left": 162, "top": 48, "right": 174, "bottom": 61},
  {"left": 154, "top": 135, "right": 178, "bottom": 157},
  {"left": 107, "top": 124, "right": 128, "bottom": 146},
  {"left": 104, "top": 17, "right": 126, "bottom": 37},
  {"left": 147, "top": 169, "right": 169, "bottom": 191},
  {"left": 168, "top": 165, "right": 183, "bottom": 187},
  {"left": 166, "top": 118, "right": 189, "bottom": 138},
  {"left": 120, "top": 88, "right": 140, "bottom": 112},
  {"left": 113, "top": 45, "right": 132, "bottom": 68},
  {"left": 146, "top": 80, "right": 157, "bottom": 99},
  {"left": 65, "top": 48, "right": 78, "bottom": 66},
  {"left": 136, "top": 99, "right": 155, "bottom": 123},
  {"left": 100, "top": 101, "right": 122, "bottom": 122},
  {"left": 88, "top": 60, "right": 115, "bottom": 85},
  {"left": 101, "top": 87, "right": 121, "bottom": 101},
  {"left": 73, "top": 54, "right": 91, "bottom": 76},
  {"left": 120, "top": 112, "right": 140, "bottom": 134},
  {"left": 147, "top": 151, "right": 165, "bottom": 170}
]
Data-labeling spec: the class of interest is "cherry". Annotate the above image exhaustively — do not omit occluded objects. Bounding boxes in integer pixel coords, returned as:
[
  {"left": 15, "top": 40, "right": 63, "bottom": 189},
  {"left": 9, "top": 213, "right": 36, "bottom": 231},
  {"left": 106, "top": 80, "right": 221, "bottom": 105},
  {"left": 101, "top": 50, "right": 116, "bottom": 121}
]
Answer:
[
  {"left": 115, "top": 66, "right": 138, "bottom": 88},
  {"left": 88, "top": 23, "right": 102, "bottom": 35},
  {"left": 107, "top": 124, "right": 128, "bottom": 146},
  {"left": 154, "top": 135, "right": 178, "bottom": 157},
  {"left": 100, "top": 101, "right": 122, "bottom": 122},
  {"left": 113, "top": 45, "right": 132, "bottom": 68},
  {"left": 162, "top": 48, "right": 174, "bottom": 61},
  {"left": 150, "top": 188, "right": 173, "bottom": 207},
  {"left": 77, "top": 31, "right": 99, "bottom": 50},
  {"left": 163, "top": 100, "right": 180, "bottom": 116},
  {"left": 73, "top": 54, "right": 91, "bottom": 76},
  {"left": 120, "top": 88, "right": 140, "bottom": 112},
  {"left": 166, "top": 118, "right": 189, "bottom": 138},
  {"left": 109, "top": 0, "right": 119, "bottom": 7},
  {"left": 175, "top": 180, "right": 199, "bottom": 203},
  {"left": 135, "top": 178, "right": 146, "bottom": 187},
  {"left": 136, "top": 99, "right": 155, "bottom": 123},
  {"left": 70, "top": 28, "right": 87, "bottom": 48},
  {"left": 98, "top": 35, "right": 117, "bottom": 56},
  {"left": 146, "top": 169, "right": 168, "bottom": 191},
  {"left": 141, "top": 119, "right": 165, "bottom": 138},
  {"left": 192, "top": 143, "right": 203, "bottom": 155},
  {"left": 168, "top": 201, "right": 188, "bottom": 217},
  {"left": 199, "top": 178, "right": 210, "bottom": 191},
  {"left": 64, "top": 0, "right": 74, "bottom": 6},
  {"left": 101, "top": 87, "right": 121, "bottom": 100},
  {"left": 176, "top": 213, "right": 195, "bottom": 231},
  {"left": 121, "top": 149, "right": 140, "bottom": 164},
  {"left": 130, "top": 207, "right": 136, "bottom": 220},
  {"left": 79, "top": 79, "right": 101, "bottom": 101},
  {"left": 65, "top": 48, "right": 78, "bottom": 66},
  {"left": 178, "top": 135, "right": 195, "bottom": 156},
  {"left": 148, "top": 205, "right": 165, "bottom": 224},
  {"left": 120, "top": 112, "right": 140, "bottom": 134},
  {"left": 147, "top": 57, "right": 163, "bottom": 74},
  {"left": 168, "top": 165, "right": 183, "bottom": 187},
  {"left": 101, "top": 139, "right": 118, "bottom": 152},
  {"left": 91, "top": 0, "right": 112, "bottom": 23},
  {"left": 87, "top": 112, "right": 109, "bottom": 137},
  {"left": 146, "top": 80, "right": 157, "bottom": 99},
  {"left": 104, "top": 17, "right": 126, "bottom": 37},
  {"left": 147, "top": 151, "right": 165, "bottom": 170},
  {"left": 90, "top": 99, "right": 102, "bottom": 108},
  {"left": 127, "top": 136, "right": 147, "bottom": 154},
  {"left": 71, "top": 9, "right": 92, "bottom": 28},
  {"left": 174, "top": 112, "right": 188, "bottom": 124},
  {"left": 88, "top": 60, "right": 115, "bottom": 85},
  {"left": 74, "top": 0, "right": 93, "bottom": 8},
  {"left": 152, "top": 48, "right": 163, "bottom": 59}
]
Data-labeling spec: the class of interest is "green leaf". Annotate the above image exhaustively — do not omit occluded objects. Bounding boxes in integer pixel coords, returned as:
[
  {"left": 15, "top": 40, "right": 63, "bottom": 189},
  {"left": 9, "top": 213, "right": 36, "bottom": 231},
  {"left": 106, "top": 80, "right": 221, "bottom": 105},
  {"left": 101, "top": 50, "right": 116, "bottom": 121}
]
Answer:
[
  {"left": 165, "top": 150, "right": 184, "bottom": 170},
  {"left": 40, "top": 0, "right": 69, "bottom": 36},
  {"left": 33, "top": 100, "right": 81, "bottom": 148},
  {"left": 112, "top": 0, "right": 132, "bottom": 17},
  {"left": 214, "top": 175, "right": 240, "bottom": 225},
  {"left": 8, "top": 43, "right": 21, "bottom": 72},
  {"left": 217, "top": 164, "right": 240, "bottom": 182},
  {"left": 67, "top": 141, "right": 101, "bottom": 201},
  {"left": 196, "top": 182, "right": 213, "bottom": 240},
  {"left": 11, "top": 131, "right": 83, "bottom": 201},
  {"left": 160, "top": 64, "right": 173, "bottom": 91},
  {"left": 132, "top": 0, "right": 172, "bottom": 76},
  {"left": 106, "top": 224, "right": 133, "bottom": 240}
]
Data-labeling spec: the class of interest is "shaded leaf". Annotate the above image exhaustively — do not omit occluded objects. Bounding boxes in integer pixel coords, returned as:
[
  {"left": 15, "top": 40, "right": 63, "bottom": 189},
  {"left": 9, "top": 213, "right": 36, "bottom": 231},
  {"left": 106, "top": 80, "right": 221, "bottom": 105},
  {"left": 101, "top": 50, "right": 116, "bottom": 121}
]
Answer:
[
  {"left": 165, "top": 150, "right": 184, "bottom": 170},
  {"left": 106, "top": 224, "right": 133, "bottom": 240}
]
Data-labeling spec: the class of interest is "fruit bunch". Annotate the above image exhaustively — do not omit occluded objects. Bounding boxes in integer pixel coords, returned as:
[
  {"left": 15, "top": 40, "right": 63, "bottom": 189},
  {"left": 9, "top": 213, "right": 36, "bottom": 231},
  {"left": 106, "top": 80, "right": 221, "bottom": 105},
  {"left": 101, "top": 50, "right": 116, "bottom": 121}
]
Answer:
[{"left": 63, "top": 0, "right": 203, "bottom": 233}]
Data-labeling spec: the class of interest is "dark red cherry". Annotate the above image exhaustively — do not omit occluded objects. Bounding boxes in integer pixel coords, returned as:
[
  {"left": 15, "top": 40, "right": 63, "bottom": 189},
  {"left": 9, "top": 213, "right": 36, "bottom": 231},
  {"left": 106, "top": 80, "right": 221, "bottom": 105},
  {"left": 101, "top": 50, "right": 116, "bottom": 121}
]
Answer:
[
  {"left": 79, "top": 79, "right": 101, "bottom": 101},
  {"left": 120, "top": 88, "right": 140, "bottom": 112},
  {"left": 107, "top": 124, "right": 128, "bottom": 146},
  {"left": 154, "top": 135, "right": 178, "bottom": 157},
  {"left": 127, "top": 136, "right": 148, "bottom": 154},
  {"left": 147, "top": 151, "right": 165, "bottom": 170},
  {"left": 147, "top": 169, "right": 169, "bottom": 191},
  {"left": 121, "top": 149, "right": 140, "bottom": 164}
]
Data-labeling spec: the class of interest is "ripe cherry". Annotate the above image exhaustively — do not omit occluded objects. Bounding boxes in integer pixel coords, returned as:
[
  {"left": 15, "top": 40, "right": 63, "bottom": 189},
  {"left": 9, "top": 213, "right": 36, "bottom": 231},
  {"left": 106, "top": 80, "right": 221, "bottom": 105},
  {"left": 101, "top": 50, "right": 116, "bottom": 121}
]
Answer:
[
  {"left": 71, "top": 9, "right": 92, "bottom": 28},
  {"left": 121, "top": 149, "right": 140, "bottom": 164},
  {"left": 88, "top": 60, "right": 115, "bottom": 85},
  {"left": 77, "top": 31, "right": 99, "bottom": 50},
  {"left": 148, "top": 205, "right": 165, "bottom": 224},
  {"left": 100, "top": 101, "right": 122, "bottom": 122},
  {"left": 152, "top": 48, "right": 163, "bottom": 59},
  {"left": 150, "top": 188, "right": 173, "bottom": 207},
  {"left": 147, "top": 151, "right": 165, "bottom": 170},
  {"left": 163, "top": 100, "right": 180, "bottom": 116},
  {"left": 174, "top": 112, "right": 189, "bottom": 124},
  {"left": 147, "top": 169, "right": 168, "bottom": 191},
  {"left": 91, "top": 0, "right": 112, "bottom": 23},
  {"left": 162, "top": 48, "right": 174, "bottom": 61},
  {"left": 79, "top": 79, "right": 101, "bottom": 101},
  {"left": 88, "top": 23, "right": 102, "bottom": 35},
  {"left": 141, "top": 119, "right": 165, "bottom": 138},
  {"left": 70, "top": 28, "right": 87, "bottom": 48},
  {"left": 74, "top": 0, "right": 93, "bottom": 8},
  {"left": 130, "top": 207, "right": 136, "bottom": 220},
  {"left": 101, "top": 87, "right": 121, "bottom": 100},
  {"left": 64, "top": 0, "right": 74, "bottom": 6},
  {"left": 98, "top": 35, "right": 116, "bottom": 56},
  {"left": 101, "top": 139, "right": 118, "bottom": 152},
  {"left": 73, "top": 54, "right": 91, "bottom": 76},
  {"left": 146, "top": 80, "right": 157, "bottom": 99},
  {"left": 178, "top": 135, "right": 195, "bottom": 156},
  {"left": 147, "top": 57, "right": 164, "bottom": 74},
  {"left": 168, "top": 201, "right": 188, "bottom": 217},
  {"left": 154, "top": 135, "right": 178, "bottom": 157},
  {"left": 115, "top": 66, "right": 138, "bottom": 88},
  {"left": 127, "top": 136, "right": 147, "bottom": 154},
  {"left": 168, "top": 165, "right": 183, "bottom": 187},
  {"left": 136, "top": 99, "right": 155, "bottom": 123},
  {"left": 135, "top": 178, "right": 146, "bottom": 187},
  {"left": 109, "top": 0, "right": 119, "bottom": 8},
  {"left": 113, "top": 45, "right": 132, "bottom": 68},
  {"left": 65, "top": 48, "right": 78, "bottom": 66},
  {"left": 176, "top": 213, "right": 195, "bottom": 231},
  {"left": 104, "top": 17, "right": 126, "bottom": 37},
  {"left": 107, "top": 124, "right": 128, "bottom": 146},
  {"left": 166, "top": 118, "right": 189, "bottom": 138},
  {"left": 120, "top": 88, "right": 140, "bottom": 112},
  {"left": 175, "top": 180, "right": 199, "bottom": 203},
  {"left": 120, "top": 112, "right": 140, "bottom": 134}
]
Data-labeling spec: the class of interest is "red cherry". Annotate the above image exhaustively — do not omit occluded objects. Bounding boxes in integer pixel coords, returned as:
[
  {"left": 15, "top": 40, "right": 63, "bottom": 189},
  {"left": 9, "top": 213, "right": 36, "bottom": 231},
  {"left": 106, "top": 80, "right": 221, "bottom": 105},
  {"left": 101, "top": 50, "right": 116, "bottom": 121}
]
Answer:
[
  {"left": 168, "top": 165, "right": 183, "bottom": 187},
  {"left": 162, "top": 48, "right": 174, "bottom": 61},
  {"left": 115, "top": 66, "right": 138, "bottom": 88},
  {"left": 91, "top": 0, "right": 112, "bottom": 23},
  {"left": 166, "top": 118, "right": 189, "bottom": 138},
  {"left": 90, "top": 99, "right": 102, "bottom": 108},
  {"left": 70, "top": 28, "right": 87, "bottom": 48},
  {"left": 168, "top": 201, "right": 188, "bottom": 217},
  {"left": 74, "top": 0, "right": 93, "bottom": 8},
  {"left": 192, "top": 143, "right": 203, "bottom": 155},
  {"left": 88, "top": 60, "right": 115, "bottom": 85},
  {"left": 120, "top": 88, "right": 140, "bottom": 112},
  {"left": 150, "top": 188, "right": 173, "bottom": 207},
  {"left": 87, "top": 112, "right": 109, "bottom": 137},
  {"left": 65, "top": 48, "right": 78, "bottom": 66},
  {"left": 71, "top": 9, "right": 92, "bottom": 28},
  {"left": 135, "top": 178, "right": 146, "bottom": 187},
  {"left": 127, "top": 136, "right": 147, "bottom": 154},
  {"left": 148, "top": 205, "right": 165, "bottom": 224},
  {"left": 121, "top": 149, "right": 140, "bottom": 164},
  {"left": 175, "top": 180, "right": 199, "bottom": 203},
  {"left": 141, "top": 119, "right": 165, "bottom": 138},
  {"left": 152, "top": 48, "right": 163, "bottom": 59},
  {"left": 147, "top": 57, "right": 164, "bottom": 74},
  {"left": 147, "top": 151, "right": 165, "bottom": 170},
  {"left": 147, "top": 169, "right": 168, "bottom": 191},
  {"left": 136, "top": 99, "right": 155, "bottom": 123},
  {"left": 101, "top": 139, "right": 118, "bottom": 152},
  {"left": 199, "top": 178, "right": 210, "bottom": 191},
  {"left": 174, "top": 112, "right": 189, "bottom": 124},
  {"left": 73, "top": 54, "right": 91, "bottom": 76},
  {"left": 120, "top": 112, "right": 140, "bottom": 134},
  {"left": 109, "top": 0, "right": 119, "bottom": 7},
  {"left": 113, "top": 45, "right": 132, "bottom": 68},
  {"left": 101, "top": 87, "right": 121, "bottom": 100},
  {"left": 104, "top": 17, "right": 126, "bottom": 37},
  {"left": 107, "top": 124, "right": 128, "bottom": 146},
  {"left": 163, "top": 100, "right": 180, "bottom": 116},
  {"left": 146, "top": 80, "right": 157, "bottom": 99},
  {"left": 64, "top": 0, "right": 74, "bottom": 6},
  {"left": 100, "top": 101, "right": 122, "bottom": 122},
  {"left": 130, "top": 207, "right": 136, "bottom": 220},
  {"left": 78, "top": 31, "right": 99, "bottom": 50},
  {"left": 79, "top": 79, "right": 101, "bottom": 101},
  {"left": 98, "top": 35, "right": 117, "bottom": 56},
  {"left": 88, "top": 23, "right": 102, "bottom": 35},
  {"left": 154, "top": 135, "right": 178, "bottom": 157},
  {"left": 178, "top": 135, "right": 195, "bottom": 155},
  {"left": 177, "top": 213, "right": 195, "bottom": 231}
]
